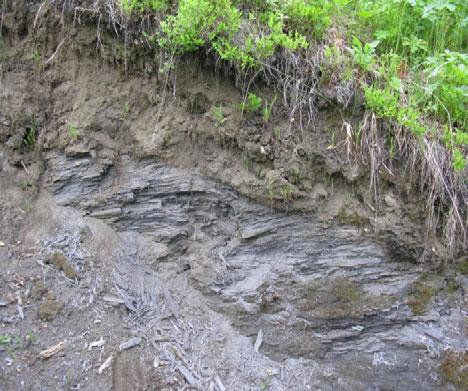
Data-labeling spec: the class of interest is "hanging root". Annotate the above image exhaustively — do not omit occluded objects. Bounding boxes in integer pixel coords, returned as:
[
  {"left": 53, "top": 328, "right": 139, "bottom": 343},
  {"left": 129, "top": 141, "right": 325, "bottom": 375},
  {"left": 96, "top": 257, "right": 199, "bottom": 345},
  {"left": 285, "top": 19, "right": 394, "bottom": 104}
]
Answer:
[{"left": 355, "top": 115, "right": 467, "bottom": 258}]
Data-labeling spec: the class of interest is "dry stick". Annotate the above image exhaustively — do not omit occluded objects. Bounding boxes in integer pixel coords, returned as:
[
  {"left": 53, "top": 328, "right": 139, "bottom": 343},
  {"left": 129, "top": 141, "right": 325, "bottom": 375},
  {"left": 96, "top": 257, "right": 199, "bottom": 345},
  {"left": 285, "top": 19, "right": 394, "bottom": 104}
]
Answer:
[
  {"left": 40, "top": 340, "right": 67, "bottom": 359},
  {"left": 0, "top": 4, "right": 3, "bottom": 36},
  {"left": 33, "top": 0, "right": 50, "bottom": 29},
  {"left": 45, "top": 37, "right": 68, "bottom": 65},
  {"left": 20, "top": 161, "right": 30, "bottom": 175},
  {"left": 124, "top": 28, "right": 128, "bottom": 76},
  {"left": 96, "top": 13, "right": 103, "bottom": 54},
  {"left": 151, "top": 52, "right": 175, "bottom": 144}
]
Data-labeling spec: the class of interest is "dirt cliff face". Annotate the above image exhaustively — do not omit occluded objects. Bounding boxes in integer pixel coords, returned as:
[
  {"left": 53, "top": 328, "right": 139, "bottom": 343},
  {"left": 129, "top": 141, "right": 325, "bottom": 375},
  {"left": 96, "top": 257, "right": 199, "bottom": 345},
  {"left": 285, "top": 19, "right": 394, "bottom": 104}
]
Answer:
[
  {"left": 0, "top": 3, "right": 467, "bottom": 391},
  {"left": 0, "top": 0, "right": 446, "bottom": 263}
]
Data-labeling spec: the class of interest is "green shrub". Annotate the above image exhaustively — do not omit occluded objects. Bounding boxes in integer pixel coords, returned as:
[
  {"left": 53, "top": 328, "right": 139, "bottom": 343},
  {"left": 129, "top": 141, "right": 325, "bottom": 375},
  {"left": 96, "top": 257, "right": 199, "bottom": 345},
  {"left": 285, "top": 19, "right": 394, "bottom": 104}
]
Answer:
[
  {"left": 241, "top": 92, "right": 262, "bottom": 113},
  {"left": 120, "top": 0, "right": 168, "bottom": 12},
  {"left": 283, "top": 0, "right": 332, "bottom": 38},
  {"left": 158, "top": 0, "right": 307, "bottom": 68},
  {"left": 364, "top": 86, "right": 399, "bottom": 120},
  {"left": 118, "top": 0, "right": 467, "bottom": 169},
  {"left": 160, "top": 0, "right": 241, "bottom": 52}
]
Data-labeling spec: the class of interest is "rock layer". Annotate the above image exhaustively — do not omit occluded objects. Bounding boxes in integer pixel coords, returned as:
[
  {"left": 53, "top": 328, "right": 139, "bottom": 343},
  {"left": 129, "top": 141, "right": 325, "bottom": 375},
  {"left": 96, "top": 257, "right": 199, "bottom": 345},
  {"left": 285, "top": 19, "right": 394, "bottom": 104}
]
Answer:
[{"left": 42, "top": 150, "right": 468, "bottom": 390}]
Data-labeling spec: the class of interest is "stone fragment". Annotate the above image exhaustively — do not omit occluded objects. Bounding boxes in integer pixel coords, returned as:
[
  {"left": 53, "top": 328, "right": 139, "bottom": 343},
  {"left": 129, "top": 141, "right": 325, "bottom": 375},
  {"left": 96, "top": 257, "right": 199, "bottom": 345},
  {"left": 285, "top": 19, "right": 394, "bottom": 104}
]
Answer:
[
  {"left": 30, "top": 280, "right": 47, "bottom": 301},
  {"left": 38, "top": 291, "right": 63, "bottom": 321},
  {"left": 50, "top": 252, "right": 79, "bottom": 280}
]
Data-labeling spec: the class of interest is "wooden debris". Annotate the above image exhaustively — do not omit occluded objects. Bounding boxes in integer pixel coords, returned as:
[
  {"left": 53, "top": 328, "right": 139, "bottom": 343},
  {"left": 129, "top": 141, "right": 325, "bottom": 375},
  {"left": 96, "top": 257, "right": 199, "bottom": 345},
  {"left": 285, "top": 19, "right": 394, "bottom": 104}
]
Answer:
[
  {"left": 103, "top": 295, "right": 125, "bottom": 305},
  {"left": 153, "top": 356, "right": 160, "bottom": 368},
  {"left": 162, "top": 287, "right": 180, "bottom": 318},
  {"left": 218, "top": 251, "right": 230, "bottom": 269},
  {"left": 214, "top": 374, "right": 226, "bottom": 391},
  {"left": 39, "top": 340, "right": 67, "bottom": 359},
  {"left": 0, "top": 240, "right": 5, "bottom": 247},
  {"left": 254, "top": 329, "right": 263, "bottom": 352},
  {"left": 16, "top": 304, "right": 24, "bottom": 320},
  {"left": 98, "top": 355, "right": 113, "bottom": 374},
  {"left": 119, "top": 336, "right": 141, "bottom": 351},
  {"left": 113, "top": 285, "right": 137, "bottom": 312},
  {"left": 88, "top": 337, "right": 106, "bottom": 350},
  {"left": 177, "top": 365, "right": 197, "bottom": 386}
]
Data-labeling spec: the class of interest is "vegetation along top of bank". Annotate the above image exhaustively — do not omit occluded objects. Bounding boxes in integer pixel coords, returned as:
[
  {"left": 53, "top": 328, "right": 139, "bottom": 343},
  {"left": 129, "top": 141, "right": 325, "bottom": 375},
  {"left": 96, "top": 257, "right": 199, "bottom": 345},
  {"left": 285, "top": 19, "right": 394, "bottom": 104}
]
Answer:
[{"left": 19, "top": 0, "right": 468, "bottom": 254}]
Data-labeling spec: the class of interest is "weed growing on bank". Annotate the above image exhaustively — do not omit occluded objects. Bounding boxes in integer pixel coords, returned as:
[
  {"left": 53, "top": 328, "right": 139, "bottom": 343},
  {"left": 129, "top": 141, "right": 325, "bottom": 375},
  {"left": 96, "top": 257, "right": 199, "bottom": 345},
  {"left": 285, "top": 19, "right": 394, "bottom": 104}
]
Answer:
[{"left": 117, "top": 0, "right": 466, "bottom": 171}]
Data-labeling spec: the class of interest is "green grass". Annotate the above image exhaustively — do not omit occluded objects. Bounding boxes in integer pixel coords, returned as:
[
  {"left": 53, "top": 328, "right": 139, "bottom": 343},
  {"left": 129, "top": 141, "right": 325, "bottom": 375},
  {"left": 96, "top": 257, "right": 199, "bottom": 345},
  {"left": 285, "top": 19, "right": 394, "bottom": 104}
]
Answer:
[{"left": 118, "top": 0, "right": 467, "bottom": 171}]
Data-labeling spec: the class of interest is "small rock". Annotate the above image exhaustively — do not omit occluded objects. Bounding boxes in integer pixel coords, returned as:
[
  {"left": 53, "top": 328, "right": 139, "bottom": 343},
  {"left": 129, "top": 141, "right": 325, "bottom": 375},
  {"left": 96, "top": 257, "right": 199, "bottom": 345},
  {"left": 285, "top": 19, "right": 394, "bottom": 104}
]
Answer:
[
  {"left": 311, "top": 183, "right": 328, "bottom": 200},
  {"left": 64, "top": 143, "right": 91, "bottom": 157},
  {"left": 119, "top": 336, "right": 141, "bottom": 351},
  {"left": 343, "top": 163, "right": 361, "bottom": 182},
  {"left": 50, "top": 252, "right": 79, "bottom": 280},
  {"left": 30, "top": 280, "right": 47, "bottom": 301},
  {"left": 38, "top": 291, "right": 63, "bottom": 321},
  {"left": 384, "top": 193, "right": 398, "bottom": 209}
]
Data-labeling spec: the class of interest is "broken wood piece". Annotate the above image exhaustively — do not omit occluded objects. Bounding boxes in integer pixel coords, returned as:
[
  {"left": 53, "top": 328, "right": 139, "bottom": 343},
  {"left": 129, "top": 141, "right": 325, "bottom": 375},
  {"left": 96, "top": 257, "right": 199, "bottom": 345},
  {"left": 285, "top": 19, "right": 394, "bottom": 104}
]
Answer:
[
  {"left": 39, "top": 340, "right": 67, "bottom": 359},
  {"left": 254, "top": 329, "right": 263, "bottom": 352},
  {"left": 153, "top": 356, "right": 160, "bottom": 368},
  {"left": 16, "top": 304, "right": 24, "bottom": 320},
  {"left": 98, "top": 355, "right": 113, "bottom": 374},
  {"left": 218, "top": 251, "right": 230, "bottom": 269},
  {"left": 162, "top": 287, "right": 180, "bottom": 318},
  {"left": 214, "top": 374, "right": 226, "bottom": 391},
  {"left": 88, "top": 337, "right": 106, "bottom": 350},
  {"left": 119, "top": 336, "right": 141, "bottom": 351},
  {"left": 102, "top": 295, "right": 125, "bottom": 305},
  {"left": 177, "top": 365, "right": 198, "bottom": 386}
]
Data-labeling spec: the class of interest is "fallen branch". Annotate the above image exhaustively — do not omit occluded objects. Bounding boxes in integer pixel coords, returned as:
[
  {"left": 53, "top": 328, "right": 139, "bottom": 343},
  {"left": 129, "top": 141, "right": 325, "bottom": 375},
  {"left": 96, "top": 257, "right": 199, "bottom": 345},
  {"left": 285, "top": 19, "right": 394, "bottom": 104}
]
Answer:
[
  {"left": 39, "top": 340, "right": 67, "bottom": 359},
  {"left": 45, "top": 37, "right": 68, "bottom": 65}
]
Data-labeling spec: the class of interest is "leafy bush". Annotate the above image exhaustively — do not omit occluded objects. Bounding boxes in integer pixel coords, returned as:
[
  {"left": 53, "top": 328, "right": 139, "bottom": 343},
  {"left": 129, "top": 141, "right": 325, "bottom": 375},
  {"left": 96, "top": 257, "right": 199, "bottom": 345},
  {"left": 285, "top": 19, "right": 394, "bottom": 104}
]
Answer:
[
  {"left": 241, "top": 93, "right": 262, "bottom": 113},
  {"left": 158, "top": 0, "right": 308, "bottom": 68},
  {"left": 118, "top": 0, "right": 467, "bottom": 171},
  {"left": 120, "top": 0, "right": 168, "bottom": 12}
]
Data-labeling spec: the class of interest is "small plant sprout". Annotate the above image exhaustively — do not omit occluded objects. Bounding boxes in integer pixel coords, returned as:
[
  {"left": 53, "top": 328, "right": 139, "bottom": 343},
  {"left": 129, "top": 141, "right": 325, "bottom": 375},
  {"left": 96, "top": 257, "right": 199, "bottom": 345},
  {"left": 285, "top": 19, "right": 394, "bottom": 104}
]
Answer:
[
  {"left": 23, "top": 124, "right": 37, "bottom": 149},
  {"left": 281, "top": 184, "right": 293, "bottom": 201},
  {"left": 120, "top": 102, "right": 130, "bottom": 120},
  {"left": 212, "top": 105, "right": 226, "bottom": 125},
  {"left": 262, "top": 95, "right": 277, "bottom": 124},
  {"left": 274, "top": 127, "right": 282, "bottom": 141},
  {"left": 26, "top": 331, "right": 38, "bottom": 345},
  {"left": 32, "top": 50, "right": 41, "bottom": 64},
  {"left": 240, "top": 93, "right": 262, "bottom": 114},
  {"left": 68, "top": 124, "right": 78, "bottom": 141}
]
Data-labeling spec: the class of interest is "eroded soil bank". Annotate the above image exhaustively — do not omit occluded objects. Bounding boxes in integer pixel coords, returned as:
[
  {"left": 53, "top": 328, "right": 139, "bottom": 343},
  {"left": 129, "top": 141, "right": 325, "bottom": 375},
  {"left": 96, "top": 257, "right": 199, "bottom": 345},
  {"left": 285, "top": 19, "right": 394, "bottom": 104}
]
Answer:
[{"left": 0, "top": 3, "right": 467, "bottom": 391}]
